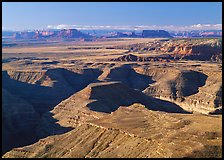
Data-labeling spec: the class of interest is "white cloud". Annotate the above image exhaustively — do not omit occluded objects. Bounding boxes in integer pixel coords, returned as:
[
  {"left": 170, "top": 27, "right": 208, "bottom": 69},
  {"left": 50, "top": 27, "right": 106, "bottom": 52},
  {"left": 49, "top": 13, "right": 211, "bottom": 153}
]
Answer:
[{"left": 46, "top": 24, "right": 222, "bottom": 31}]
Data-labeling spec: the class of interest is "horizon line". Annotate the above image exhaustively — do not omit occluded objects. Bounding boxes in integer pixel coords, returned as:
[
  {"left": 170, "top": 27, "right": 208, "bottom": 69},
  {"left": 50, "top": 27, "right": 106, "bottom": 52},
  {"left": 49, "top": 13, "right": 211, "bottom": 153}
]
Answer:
[{"left": 2, "top": 23, "right": 222, "bottom": 32}]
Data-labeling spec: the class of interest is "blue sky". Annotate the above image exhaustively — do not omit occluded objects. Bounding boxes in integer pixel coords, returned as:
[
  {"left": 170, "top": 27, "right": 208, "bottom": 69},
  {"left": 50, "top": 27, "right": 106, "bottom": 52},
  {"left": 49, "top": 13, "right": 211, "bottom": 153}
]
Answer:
[{"left": 2, "top": 2, "right": 222, "bottom": 31}]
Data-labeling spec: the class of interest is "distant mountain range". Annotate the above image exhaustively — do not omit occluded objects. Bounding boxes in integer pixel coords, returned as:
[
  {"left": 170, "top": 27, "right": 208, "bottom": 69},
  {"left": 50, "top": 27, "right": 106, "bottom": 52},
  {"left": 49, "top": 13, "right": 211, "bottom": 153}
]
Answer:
[
  {"left": 169, "top": 30, "right": 222, "bottom": 38},
  {"left": 2, "top": 29, "right": 222, "bottom": 40},
  {"left": 5, "top": 29, "right": 91, "bottom": 40}
]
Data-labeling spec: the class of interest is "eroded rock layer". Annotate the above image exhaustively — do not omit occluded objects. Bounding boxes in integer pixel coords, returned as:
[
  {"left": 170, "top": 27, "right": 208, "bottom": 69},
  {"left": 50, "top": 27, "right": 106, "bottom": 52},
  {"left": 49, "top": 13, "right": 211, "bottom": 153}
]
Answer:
[
  {"left": 3, "top": 104, "right": 222, "bottom": 158},
  {"left": 2, "top": 37, "right": 222, "bottom": 158}
]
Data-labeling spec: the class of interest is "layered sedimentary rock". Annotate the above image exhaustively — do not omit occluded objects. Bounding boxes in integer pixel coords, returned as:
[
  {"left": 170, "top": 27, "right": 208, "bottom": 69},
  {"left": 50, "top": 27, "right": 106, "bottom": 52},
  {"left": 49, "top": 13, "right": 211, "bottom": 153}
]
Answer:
[
  {"left": 2, "top": 68, "right": 102, "bottom": 154},
  {"left": 100, "top": 65, "right": 155, "bottom": 91},
  {"left": 164, "top": 39, "right": 222, "bottom": 62},
  {"left": 162, "top": 39, "right": 222, "bottom": 62},
  {"left": 2, "top": 37, "right": 222, "bottom": 158},
  {"left": 3, "top": 104, "right": 222, "bottom": 158},
  {"left": 36, "top": 80, "right": 189, "bottom": 139},
  {"left": 3, "top": 68, "right": 102, "bottom": 114},
  {"left": 116, "top": 38, "right": 222, "bottom": 62},
  {"left": 142, "top": 67, "right": 222, "bottom": 114}
]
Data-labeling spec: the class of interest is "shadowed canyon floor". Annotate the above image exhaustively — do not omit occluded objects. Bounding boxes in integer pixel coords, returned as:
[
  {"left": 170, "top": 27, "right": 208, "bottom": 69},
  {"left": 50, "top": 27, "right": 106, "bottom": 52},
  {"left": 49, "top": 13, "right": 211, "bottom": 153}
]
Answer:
[{"left": 2, "top": 38, "right": 222, "bottom": 158}]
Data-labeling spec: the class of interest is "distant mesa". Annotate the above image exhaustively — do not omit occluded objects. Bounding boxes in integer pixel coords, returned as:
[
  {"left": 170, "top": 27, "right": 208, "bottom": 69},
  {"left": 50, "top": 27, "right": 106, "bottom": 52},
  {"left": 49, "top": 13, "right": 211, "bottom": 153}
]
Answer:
[
  {"left": 142, "top": 30, "right": 172, "bottom": 38},
  {"left": 104, "top": 30, "right": 172, "bottom": 38},
  {"left": 13, "top": 32, "right": 36, "bottom": 39},
  {"left": 10, "top": 29, "right": 173, "bottom": 40},
  {"left": 12, "top": 29, "right": 92, "bottom": 40},
  {"left": 3, "top": 29, "right": 222, "bottom": 40},
  {"left": 56, "top": 29, "right": 91, "bottom": 39}
]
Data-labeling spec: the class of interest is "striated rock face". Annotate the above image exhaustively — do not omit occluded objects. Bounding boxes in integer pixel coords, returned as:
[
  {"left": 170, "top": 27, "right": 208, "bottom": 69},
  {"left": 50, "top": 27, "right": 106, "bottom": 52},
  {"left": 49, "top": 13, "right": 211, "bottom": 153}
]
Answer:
[
  {"left": 3, "top": 68, "right": 102, "bottom": 114},
  {"left": 171, "top": 44, "right": 222, "bottom": 61},
  {"left": 3, "top": 103, "right": 222, "bottom": 158},
  {"left": 161, "top": 39, "right": 222, "bottom": 62},
  {"left": 7, "top": 70, "right": 45, "bottom": 84},
  {"left": 142, "top": 67, "right": 222, "bottom": 114}
]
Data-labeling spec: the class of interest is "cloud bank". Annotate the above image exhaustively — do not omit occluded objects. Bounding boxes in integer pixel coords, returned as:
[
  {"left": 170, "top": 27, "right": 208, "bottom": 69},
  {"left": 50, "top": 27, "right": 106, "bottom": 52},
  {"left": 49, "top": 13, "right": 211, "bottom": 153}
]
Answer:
[{"left": 47, "top": 24, "right": 222, "bottom": 31}]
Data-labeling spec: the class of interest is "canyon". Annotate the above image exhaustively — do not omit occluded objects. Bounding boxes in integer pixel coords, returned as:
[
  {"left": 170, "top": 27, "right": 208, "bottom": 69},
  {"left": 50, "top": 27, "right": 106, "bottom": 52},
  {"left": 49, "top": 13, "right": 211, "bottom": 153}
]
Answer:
[{"left": 2, "top": 37, "right": 222, "bottom": 158}]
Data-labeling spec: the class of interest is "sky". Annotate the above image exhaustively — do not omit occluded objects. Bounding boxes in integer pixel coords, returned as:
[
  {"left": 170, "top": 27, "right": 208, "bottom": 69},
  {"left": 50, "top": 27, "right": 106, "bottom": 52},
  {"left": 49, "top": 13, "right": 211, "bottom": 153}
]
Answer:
[{"left": 2, "top": 2, "right": 222, "bottom": 31}]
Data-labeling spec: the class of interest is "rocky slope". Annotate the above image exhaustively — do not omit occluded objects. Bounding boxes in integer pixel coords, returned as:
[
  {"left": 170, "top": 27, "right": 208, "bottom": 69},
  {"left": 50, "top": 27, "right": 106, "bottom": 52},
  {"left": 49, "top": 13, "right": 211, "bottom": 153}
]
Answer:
[
  {"left": 3, "top": 68, "right": 102, "bottom": 114},
  {"left": 161, "top": 39, "right": 222, "bottom": 62},
  {"left": 101, "top": 65, "right": 155, "bottom": 91},
  {"left": 141, "top": 67, "right": 222, "bottom": 114},
  {"left": 36, "top": 81, "right": 188, "bottom": 138},
  {"left": 2, "top": 68, "right": 102, "bottom": 154},
  {"left": 95, "top": 64, "right": 222, "bottom": 114},
  {"left": 3, "top": 104, "right": 222, "bottom": 158},
  {"left": 2, "top": 37, "right": 222, "bottom": 158}
]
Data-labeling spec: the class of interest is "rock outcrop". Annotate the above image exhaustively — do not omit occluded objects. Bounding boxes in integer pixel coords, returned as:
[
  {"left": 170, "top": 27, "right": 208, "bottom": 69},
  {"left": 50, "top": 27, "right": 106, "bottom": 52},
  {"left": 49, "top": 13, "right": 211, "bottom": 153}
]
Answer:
[
  {"left": 36, "top": 81, "right": 188, "bottom": 139},
  {"left": 2, "top": 37, "right": 222, "bottom": 158},
  {"left": 2, "top": 68, "right": 102, "bottom": 154},
  {"left": 3, "top": 68, "right": 102, "bottom": 114},
  {"left": 117, "top": 38, "right": 222, "bottom": 62},
  {"left": 142, "top": 67, "right": 222, "bottom": 114},
  {"left": 160, "top": 39, "right": 222, "bottom": 62},
  {"left": 111, "top": 54, "right": 172, "bottom": 62},
  {"left": 103, "top": 65, "right": 154, "bottom": 91}
]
